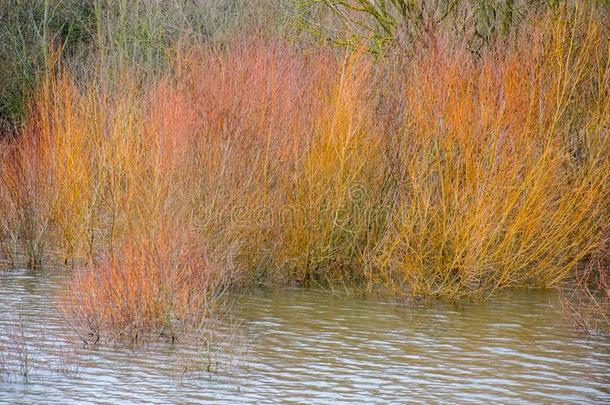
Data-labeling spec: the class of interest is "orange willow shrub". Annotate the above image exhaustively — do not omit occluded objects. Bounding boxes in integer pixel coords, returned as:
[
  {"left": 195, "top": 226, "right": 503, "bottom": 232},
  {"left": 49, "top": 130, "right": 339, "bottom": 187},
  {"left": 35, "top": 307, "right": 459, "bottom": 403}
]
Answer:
[
  {"left": 277, "top": 55, "right": 395, "bottom": 287},
  {"left": 379, "top": 9, "right": 610, "bottom": 299},
  {"left": 2, "top": 73, "right": 149, "bottom": 269},
  {"left": 173, "top": 42, "right": 338, "bottom": 280},
  {"left": 1, "top": 41, "right": 341, "bottom": 337},
  {"left": 0, "top": 126, "right": 55, "bottom": 269},
  {"left": 60, "top": 226, "right": 225, "bottom": 342}
]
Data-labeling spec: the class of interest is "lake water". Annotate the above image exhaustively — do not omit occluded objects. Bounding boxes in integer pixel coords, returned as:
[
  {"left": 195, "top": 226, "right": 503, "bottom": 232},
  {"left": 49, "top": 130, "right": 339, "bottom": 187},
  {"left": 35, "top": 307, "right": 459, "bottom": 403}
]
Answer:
[{"left": 1, "top": 269, "right": 609, "bottom": 404}]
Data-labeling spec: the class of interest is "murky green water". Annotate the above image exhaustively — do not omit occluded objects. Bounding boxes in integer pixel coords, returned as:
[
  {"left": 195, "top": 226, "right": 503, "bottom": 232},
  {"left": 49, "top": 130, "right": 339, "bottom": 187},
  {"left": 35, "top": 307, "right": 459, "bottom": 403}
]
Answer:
[{"left": 1, "top": 269, "right": 609, "bottom": 404}]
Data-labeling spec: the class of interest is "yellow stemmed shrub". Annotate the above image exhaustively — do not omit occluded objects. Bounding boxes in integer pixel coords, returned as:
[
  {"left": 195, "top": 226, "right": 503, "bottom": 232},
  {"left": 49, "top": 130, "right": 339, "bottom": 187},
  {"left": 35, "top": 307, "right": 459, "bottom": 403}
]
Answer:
[
  {"left": 278, "top": 55, "right": 392, "bottom": 287},
  {"left": 379, "top": 9, "right": 609, "bottom": 298}
]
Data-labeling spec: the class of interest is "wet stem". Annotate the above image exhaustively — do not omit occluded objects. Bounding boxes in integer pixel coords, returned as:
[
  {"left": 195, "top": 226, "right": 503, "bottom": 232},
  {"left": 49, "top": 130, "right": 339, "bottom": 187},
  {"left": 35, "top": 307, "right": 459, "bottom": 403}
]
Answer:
[{"left": 15, "top": 313, "right": 38, "bottom": 378}]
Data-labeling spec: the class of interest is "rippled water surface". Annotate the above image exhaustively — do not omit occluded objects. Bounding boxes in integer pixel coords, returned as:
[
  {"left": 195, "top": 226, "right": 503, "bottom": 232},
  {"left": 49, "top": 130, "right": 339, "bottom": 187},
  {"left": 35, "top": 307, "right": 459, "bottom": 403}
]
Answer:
[{"left": 1, "top": 269, "right": 609, "bottom": 404}]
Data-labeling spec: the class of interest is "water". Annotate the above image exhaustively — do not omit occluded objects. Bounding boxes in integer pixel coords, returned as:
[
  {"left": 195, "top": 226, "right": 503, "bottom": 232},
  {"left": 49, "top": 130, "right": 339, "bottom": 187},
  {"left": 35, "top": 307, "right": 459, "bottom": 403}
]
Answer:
[{"left": 1, "top": 269, "right": 609, "bottom": 404}]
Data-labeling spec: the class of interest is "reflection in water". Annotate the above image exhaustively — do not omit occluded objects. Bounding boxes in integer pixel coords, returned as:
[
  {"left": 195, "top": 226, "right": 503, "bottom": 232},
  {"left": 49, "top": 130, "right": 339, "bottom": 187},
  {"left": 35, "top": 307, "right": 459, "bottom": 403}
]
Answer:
[{"left": 1, "top": 269, "right": 609, "bottom": 404}]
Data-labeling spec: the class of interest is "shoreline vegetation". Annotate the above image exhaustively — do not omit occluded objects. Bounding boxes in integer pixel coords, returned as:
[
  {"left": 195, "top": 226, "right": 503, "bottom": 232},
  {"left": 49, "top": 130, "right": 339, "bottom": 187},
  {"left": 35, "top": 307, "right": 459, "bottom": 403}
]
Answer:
[{"left": 0, "top": 1, "right": 608, "bottom": 340}]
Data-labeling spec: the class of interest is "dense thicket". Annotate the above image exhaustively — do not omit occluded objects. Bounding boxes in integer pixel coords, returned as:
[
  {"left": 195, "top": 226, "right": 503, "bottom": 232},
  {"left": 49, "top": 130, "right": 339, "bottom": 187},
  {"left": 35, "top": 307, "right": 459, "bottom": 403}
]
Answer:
[{"left": 1, "top": 1, "right": 608, "bottom": 337}]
